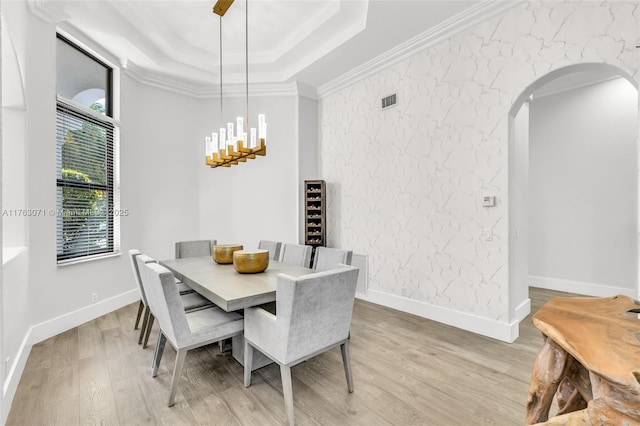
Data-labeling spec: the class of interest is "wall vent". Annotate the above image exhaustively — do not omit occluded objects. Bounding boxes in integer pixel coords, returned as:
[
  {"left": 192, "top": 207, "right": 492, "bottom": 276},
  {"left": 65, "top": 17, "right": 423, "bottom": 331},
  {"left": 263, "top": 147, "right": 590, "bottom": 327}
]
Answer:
[{"left": 381, "top": 93, "right": 397, "bottom": 110}]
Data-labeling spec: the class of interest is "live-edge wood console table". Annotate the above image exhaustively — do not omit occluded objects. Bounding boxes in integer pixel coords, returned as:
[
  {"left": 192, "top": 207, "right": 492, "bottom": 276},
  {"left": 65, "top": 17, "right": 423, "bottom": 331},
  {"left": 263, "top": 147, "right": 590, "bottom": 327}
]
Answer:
[{"left": 525, "top": 295, "right": 640, "bottom": 425}]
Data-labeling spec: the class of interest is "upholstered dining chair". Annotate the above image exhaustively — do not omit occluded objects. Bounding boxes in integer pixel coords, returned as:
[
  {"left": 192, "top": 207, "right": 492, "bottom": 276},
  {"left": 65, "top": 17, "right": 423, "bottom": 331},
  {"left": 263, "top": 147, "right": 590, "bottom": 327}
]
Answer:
[
  {"left": 279, "top": 243, "right": 312, "bottom": 268},
  {"left": 173, "top": 240, "right": 217, "bottom": 283},
  {"left": 312, "top": 246, "right": 353, "bottom": 271},
  {"left": 243, "top": 265, "right": 359, "bottom": 426},
  {"left": 139, "top": 261, "right": 244, "bottom": 407},
  {"left": 174, "top": 239, "right": 217, "bottom": 258},
  {"left": 132, "top": 252, "right": 214, "bottom": 348},
  {"left": 257, "top": 240, "right": 282, "bottom": 260}
]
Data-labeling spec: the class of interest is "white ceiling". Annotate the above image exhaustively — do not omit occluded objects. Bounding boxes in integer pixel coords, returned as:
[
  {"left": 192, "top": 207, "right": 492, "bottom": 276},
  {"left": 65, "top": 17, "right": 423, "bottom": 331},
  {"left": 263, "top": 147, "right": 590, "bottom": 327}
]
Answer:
[{"left": 42, "top": 0, "right": 494, "bottom": 92}]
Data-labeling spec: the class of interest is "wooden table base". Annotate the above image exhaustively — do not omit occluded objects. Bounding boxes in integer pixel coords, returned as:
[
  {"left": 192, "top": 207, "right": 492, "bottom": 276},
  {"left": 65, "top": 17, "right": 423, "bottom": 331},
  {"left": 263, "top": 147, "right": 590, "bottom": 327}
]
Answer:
[{"left": 525, "top": 295, "right": 640, "bottom": 425}]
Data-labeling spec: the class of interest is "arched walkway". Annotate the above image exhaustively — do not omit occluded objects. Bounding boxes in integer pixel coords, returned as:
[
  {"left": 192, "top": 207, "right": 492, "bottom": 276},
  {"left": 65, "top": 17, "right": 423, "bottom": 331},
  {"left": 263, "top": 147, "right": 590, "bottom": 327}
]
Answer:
[{"left": 508, "top": 63, "right": 639, "bottom": 329}]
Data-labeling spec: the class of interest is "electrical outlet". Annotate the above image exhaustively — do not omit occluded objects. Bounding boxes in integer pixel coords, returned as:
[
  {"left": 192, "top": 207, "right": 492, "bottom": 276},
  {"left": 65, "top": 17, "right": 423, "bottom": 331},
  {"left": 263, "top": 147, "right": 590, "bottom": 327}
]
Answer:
[
  {"left": 92, "top": 293, "right": 98, "bottom": 303},
  {"left": 482, "top": 229, "right": 493, "bottom": 241}
]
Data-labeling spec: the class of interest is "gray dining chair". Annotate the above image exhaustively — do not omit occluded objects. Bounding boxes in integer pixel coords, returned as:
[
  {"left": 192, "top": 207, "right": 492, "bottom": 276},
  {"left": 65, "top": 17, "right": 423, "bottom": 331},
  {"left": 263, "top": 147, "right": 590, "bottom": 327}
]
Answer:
[
  {"left": 174, "top": 239, "right": 217, "bottom": 258},
  {"left": 133, "top": 253, "right": 214, "bottom": 348},
  {"left": 243, "top": 265, "right": 359, "bottom": 426},
  {"left": 312, "top": 246, "right": 353, "bottom": 271},
  {"left": 279, "top": 243, "right": 312, "bottom": 268},
  {"left": 258, "top": 240, "right": 282, "bottom": 260},
  {"left": 139, "top": 261, "right": 244, "bottom": 406}
]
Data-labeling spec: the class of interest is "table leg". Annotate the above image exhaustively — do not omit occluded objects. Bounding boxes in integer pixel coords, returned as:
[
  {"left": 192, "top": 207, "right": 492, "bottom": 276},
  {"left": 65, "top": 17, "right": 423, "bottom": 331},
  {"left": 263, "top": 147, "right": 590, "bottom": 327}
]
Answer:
[{"left": 526, "top": 335, "right": 573, "bottom": 424}]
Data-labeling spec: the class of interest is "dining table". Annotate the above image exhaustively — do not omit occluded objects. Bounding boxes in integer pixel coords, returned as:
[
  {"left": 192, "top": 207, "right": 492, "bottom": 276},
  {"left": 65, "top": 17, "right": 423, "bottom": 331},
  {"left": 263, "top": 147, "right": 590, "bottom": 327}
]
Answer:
[{"left": 160, "top": 255, "right": 314, "bottom": 370}]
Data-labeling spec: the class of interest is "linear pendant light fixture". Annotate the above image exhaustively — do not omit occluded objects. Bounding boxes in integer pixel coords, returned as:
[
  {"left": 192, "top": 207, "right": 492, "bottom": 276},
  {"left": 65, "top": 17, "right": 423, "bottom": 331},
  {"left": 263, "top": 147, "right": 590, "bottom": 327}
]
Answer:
[{"left": 205, "top": 0, "right": 267, "bottom": 168}]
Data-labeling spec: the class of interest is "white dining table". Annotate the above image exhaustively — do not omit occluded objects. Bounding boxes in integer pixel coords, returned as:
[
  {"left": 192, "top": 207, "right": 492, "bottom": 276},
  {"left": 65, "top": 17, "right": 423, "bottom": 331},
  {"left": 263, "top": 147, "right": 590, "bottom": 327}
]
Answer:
[
  {"left": 160, "top": 255, "right": 314, "bottom": 370},
  {"left": 160, "top": 255, "right": 313, "bottom": 312}
]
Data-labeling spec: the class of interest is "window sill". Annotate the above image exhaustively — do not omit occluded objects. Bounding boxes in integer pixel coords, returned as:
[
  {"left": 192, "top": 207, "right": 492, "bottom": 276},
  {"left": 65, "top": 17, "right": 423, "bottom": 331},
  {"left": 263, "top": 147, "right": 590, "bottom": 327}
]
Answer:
[{"left": 57, "top": 251, "right": 121, "bottom": 266}]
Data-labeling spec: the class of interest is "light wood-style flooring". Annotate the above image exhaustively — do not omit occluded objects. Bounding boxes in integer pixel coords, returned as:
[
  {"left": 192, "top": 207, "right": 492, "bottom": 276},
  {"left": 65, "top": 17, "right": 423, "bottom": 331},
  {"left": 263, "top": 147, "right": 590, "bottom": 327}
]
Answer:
[{"left": 7, "top": 288, "right": 574, "bottom": 425}]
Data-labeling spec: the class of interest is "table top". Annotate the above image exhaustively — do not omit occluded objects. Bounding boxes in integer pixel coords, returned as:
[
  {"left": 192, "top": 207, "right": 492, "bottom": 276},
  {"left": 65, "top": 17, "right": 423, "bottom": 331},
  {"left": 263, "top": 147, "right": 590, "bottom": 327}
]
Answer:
[
  {"left": 161, "top": 256, "right": 313, "bottom": 312},
  {"left": 533, "top": 294, "right": 640, "bottom": 392}
]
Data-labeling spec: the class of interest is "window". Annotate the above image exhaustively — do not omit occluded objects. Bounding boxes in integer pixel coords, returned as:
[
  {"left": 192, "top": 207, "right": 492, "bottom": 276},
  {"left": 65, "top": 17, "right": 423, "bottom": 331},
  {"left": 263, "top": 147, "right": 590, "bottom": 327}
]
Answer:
[{"left": 56, "top": 35, "right": 118, "bottom": 263}]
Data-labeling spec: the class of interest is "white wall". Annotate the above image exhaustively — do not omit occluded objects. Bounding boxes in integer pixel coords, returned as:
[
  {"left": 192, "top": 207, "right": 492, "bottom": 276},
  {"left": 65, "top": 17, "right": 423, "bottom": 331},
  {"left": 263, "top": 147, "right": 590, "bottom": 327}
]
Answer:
[
  {"left": 529, "top": 77, "right": 638, "bottom": 295},
  {"left": 0, "top": 2, "right": 204, "bottom": 418},
  {"left": 120, "top": 75, "right": 201, "bottom": 261},
  {"left": 318, "top": 0, "right": 640, "bottom": 342},
  {"left": 2, "top": 17, "right": 27, "bottom": 249},
  {"left": 1, "top": 19, "right": 29, "bottom": 413},
  {"left": 198, "top": 95, "right": 299, "bottom": 248},
  {"left": 1, "top": 108, "right": 26, "bottom": 248},
  {"left": 509, "top": 102, "right": 530, "bottom": 323},
  {"left": 297, "top": 95, "right": 319, "bottom": 243}
]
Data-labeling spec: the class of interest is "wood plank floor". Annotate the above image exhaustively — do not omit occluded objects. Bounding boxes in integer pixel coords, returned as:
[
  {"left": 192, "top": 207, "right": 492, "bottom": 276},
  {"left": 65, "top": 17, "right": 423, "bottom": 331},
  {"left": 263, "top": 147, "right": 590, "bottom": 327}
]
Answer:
[{"left": 7, "top": 288, "right": 575, "bottom": 425}]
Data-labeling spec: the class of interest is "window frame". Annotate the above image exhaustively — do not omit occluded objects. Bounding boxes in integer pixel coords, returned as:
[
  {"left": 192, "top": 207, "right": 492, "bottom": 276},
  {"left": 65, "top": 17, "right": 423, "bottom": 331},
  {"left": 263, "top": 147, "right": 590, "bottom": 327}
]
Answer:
[{"left": 55, "top": 33, "right": 120, "bottom": 265}]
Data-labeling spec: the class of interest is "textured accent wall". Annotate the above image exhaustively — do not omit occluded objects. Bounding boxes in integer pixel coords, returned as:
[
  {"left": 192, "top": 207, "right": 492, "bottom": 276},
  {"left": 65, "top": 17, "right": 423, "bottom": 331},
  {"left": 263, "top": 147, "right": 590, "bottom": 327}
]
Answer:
[{"left": 318, "top": 1, "right": 639, "bottom": 324}]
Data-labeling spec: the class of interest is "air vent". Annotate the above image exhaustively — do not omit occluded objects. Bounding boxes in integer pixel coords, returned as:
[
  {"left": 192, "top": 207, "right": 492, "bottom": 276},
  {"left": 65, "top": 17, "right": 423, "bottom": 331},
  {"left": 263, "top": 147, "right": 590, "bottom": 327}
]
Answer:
[{"left": 381, "top": 93, "right": 397, "bottom": 110}]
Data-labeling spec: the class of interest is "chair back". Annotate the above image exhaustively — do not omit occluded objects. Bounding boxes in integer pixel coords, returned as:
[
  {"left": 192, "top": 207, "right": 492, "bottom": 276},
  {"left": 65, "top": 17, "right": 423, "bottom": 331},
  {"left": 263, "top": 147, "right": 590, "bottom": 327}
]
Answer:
[
  {"left": 312, "top": 247, "right": 353, "bottom": 271},
  {"left": 138, "top": 260, "right": 190, "bottom": 346},
  {"left": 128, "top": 249, "right": 149, "bottom": 306},
  {"left": 258, "top": 240, "right": 282, "bottom": 260},
  {"left": 175, "top": 240, "right": 217, "bottom": 258},
  {"left": 280, "top": 243, "right": 312, "bottom": 268},
  {"left": 276, "top": 266, "right": 359, "bottom": 363}
]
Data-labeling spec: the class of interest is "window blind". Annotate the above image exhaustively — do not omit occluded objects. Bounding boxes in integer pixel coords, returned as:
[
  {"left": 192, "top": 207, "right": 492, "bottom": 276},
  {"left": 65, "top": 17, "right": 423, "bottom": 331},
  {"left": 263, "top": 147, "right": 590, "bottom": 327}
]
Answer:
[{"left": 56, "top": 100, "right": 115, "bottom": 262}]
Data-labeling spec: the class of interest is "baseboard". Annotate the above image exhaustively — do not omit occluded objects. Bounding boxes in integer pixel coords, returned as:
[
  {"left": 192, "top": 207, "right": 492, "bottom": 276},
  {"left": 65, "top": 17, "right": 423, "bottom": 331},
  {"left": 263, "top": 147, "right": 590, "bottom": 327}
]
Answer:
[
  {"left": 2, "top": 289, "right": 139, "bottom": 423},
  {"left": 356, "top": 289, "right": 520, "bottom": 343},
  {"left": 514, "top": 297, "right": 531, "bottom": 323},
  {"left": 529, "top": 275, "right": 636, "bottom": 298},
  {"left": 2, "top": 330, "right": 31, "bottom": 424}
]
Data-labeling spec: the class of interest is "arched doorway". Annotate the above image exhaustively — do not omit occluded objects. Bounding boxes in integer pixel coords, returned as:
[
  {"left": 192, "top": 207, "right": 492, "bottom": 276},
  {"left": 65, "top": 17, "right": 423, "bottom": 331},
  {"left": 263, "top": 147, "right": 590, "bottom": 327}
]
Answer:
[{"left": 508, "top": 63, "right": 639, "bottom": 327}]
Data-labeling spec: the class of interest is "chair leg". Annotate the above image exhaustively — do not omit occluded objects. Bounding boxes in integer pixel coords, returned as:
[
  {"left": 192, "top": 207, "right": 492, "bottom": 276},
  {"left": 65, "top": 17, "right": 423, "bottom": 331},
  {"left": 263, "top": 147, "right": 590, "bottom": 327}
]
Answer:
[
  {"left": 134, "top": 300, "right": 144, "bottom": 330},
  {"left": 243, "top": 339, "right": 254, "bottom": 387},
  {"left": 280, "top": 364, "right": 295, "bottom": 426},
  {"left": 143, "top": 313, "right": 155, "bottom": 349},
  {"left": 152, "top": 332, "right": 167, "bottom": 377},
  {"left": 340, "top": 341, "right": 354, "bottom": 393},
  {"left": 168, "top": 349, "right": 187, "bottom": 407},
  {"left": 138, "top": 306, "right": 150, "bottom": 345}
]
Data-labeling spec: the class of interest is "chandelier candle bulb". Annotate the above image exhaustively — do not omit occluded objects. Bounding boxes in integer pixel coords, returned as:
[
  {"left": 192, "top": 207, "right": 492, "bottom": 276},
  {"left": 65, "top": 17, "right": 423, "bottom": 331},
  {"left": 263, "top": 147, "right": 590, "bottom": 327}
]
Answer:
[
  {"left": 259, "top": 122, "right": 267, "bottom": 143},
  {"left": 205, "top": 137, "right": 213, "bottom": 157},
  {"left": 237, "top": 117, "right": 244, "bottom": 137},
  {"left": 219, "top": 128, "right": 226, "bottom": 151},
  {"left": 212, "top": 133, "right": 219, "bottom": 153},
  {"left": 227, "top": 122, "right": 234, "bottom": 143},
  {"left": 250, "top": 128, "right": 257, "bottom": 148}
]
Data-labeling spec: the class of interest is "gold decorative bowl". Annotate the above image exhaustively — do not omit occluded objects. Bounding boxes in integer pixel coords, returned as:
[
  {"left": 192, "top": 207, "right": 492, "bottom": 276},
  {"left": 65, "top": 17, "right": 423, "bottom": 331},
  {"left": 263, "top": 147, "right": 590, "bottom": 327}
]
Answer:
[
  {"left": 233, "top": 249, "right": 269, "bottom": 274},
  {"left": 213, "top": 244, "right": 243, "bottom": 264}
]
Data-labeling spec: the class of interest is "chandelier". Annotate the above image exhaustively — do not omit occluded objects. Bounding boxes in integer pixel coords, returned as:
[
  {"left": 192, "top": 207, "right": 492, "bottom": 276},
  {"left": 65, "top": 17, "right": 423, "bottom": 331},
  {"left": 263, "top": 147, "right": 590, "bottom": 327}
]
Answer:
[{"left": 205, "top": 0, "right": 267, "bottom": 168}]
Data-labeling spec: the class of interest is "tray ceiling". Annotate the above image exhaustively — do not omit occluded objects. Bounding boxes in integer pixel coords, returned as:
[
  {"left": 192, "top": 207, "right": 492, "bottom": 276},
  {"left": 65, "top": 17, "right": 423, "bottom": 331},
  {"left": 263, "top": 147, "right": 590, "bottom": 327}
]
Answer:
[{"left": 35, "top": 0, "right": 489, "bottom": 91}]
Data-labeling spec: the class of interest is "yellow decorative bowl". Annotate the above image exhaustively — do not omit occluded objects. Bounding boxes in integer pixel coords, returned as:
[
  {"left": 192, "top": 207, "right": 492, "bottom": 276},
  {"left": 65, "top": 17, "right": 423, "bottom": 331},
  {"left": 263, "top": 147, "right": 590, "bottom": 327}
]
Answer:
[
  {"left": 213, "top": 244, "right": 243, "bottom": 264},
  {"left": 233, "top": 249, "right": 269, "bottom": 274}
]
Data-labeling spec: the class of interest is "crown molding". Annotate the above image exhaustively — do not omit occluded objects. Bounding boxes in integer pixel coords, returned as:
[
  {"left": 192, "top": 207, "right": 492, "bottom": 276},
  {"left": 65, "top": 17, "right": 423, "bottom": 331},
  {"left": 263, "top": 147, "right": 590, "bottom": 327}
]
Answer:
[
  {"left": 122, "top": 59, "right": 301, "bottom": 99},
  {"left": 317, "top": 0, "right": 522, "bottom": 99}
]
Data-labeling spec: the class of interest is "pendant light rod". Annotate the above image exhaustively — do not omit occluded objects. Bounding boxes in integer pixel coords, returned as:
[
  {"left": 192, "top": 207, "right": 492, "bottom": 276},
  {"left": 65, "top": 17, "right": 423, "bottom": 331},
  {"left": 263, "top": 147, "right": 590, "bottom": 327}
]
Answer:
[
  {"left": 245, "top": 0, "right": 249, "bottom": 128},
  {"left": 219, "top": 14, "right": 223, "bottom": 127}
]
